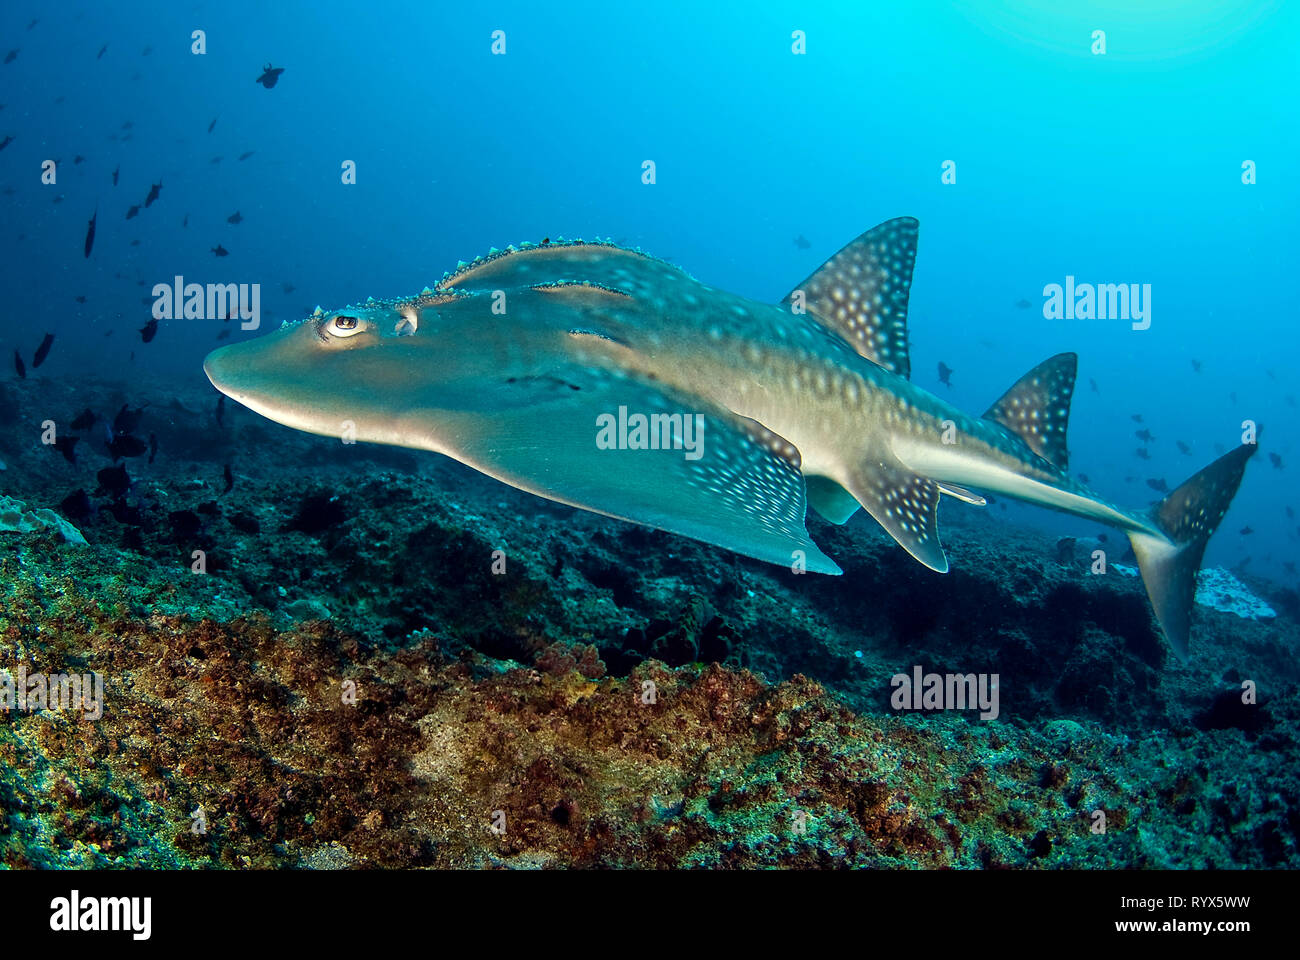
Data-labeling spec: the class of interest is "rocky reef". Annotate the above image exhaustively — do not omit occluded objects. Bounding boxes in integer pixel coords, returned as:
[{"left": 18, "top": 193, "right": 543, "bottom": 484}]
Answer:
[{"left": 1, "top": 374, "right": 1296, "bottom": 868}]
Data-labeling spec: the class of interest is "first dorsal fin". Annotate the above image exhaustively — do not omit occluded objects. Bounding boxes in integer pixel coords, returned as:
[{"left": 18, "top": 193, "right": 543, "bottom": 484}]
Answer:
[
  {"left": 781, "top": 217, "right": 918, "bottom": 378},
  {"left": 982, "top": 353, "right": 1077, "bottom": 472}
]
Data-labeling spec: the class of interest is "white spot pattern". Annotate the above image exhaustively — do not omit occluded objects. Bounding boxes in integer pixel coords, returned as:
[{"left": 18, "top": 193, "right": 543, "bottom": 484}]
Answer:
[
  {"left": 783, "top": 217, "right": 918, "bottom": 378},
  {"left": 983, "top": 353, "right": 1076, "bottom": 471}
]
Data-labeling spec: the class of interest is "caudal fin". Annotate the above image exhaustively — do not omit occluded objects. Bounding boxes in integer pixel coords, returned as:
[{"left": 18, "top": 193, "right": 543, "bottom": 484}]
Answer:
[{"left": 1127, "top": 443, "right": 1257, "bottom": 659}]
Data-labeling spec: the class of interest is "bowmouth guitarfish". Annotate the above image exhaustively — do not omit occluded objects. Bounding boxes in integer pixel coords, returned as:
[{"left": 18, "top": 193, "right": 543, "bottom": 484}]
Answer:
[{"left": 204, "top": 219, "right": 1256, "bottom": 659}]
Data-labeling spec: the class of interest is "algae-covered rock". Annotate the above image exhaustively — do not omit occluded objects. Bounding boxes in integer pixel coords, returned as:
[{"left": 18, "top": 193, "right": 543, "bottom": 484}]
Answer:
[{"left": 0, "top": 494, "right": 86, "bottom": 544}]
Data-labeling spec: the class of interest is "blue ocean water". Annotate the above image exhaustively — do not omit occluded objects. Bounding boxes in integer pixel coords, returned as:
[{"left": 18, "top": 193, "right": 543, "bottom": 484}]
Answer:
[{"left": 1, "top": 0, "right": 1296, "bottom": 582}]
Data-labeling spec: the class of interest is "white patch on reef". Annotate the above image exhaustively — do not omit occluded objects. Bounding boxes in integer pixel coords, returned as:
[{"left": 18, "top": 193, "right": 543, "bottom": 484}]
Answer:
[{"left": 1194, "top": 567, "right": 1275, "bottom": 621}]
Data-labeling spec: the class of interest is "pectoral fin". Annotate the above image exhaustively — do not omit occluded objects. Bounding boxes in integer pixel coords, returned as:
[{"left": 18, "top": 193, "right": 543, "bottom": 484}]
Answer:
[{"left": 417, "top": 367, "right": 841, "bottom": 574}]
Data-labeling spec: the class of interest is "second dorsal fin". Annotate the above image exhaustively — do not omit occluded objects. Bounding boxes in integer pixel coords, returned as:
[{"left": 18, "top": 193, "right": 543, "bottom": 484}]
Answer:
[
  {"left": 781, "top": 217, "right": 918, "bottom": 378},
  {"left": 982, "top": 353, "right": 1077, "bottom": 471}
]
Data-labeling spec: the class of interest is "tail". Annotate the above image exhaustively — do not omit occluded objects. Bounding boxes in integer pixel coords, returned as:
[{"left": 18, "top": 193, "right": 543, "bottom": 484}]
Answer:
[{"left": 1126, "top": 442, "right": 1257, "bottom": 659}]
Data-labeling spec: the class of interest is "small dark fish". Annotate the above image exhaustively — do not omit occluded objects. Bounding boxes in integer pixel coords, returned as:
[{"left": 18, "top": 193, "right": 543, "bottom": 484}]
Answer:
[
  {"left": 141, "top": 45, "right": 152, "bottom": 56},
  {"left": 282, "top": 281, "right": 295, "bottom": 294},
  {"left": 32, "top": 333, "right": 54, "bottom": 368},
  {"left": 4, "top": 50, "right": 17, "bottom": 65},
  {"left": 0, "top": 135, "right": 13, "bottom": 151},
  {"left": 223, "top": 463, "right": 234, "bottom": 493},
  {"left": 216, "top": 394, "right": 226, "bottom": 428},
  {"left": 216, "top": 327, "right": 231, "bottom": 340},
  {"left": 122, "top": 121, "right": 133, "bottom": 130},
  {"left": 1088, "top": 378, "right": 1099, "bottom": 394},
  {"left": 59, "top": 490, "right": 92, "bottom": 521},
  {"left": 170, "top": 509, "right": 202, "bottom": 539},
  {"left": 107, "top": 498, "right": 143, "bottom": 525},
  {"left": 1147, "top": 478, "right": 1168, "bottom": 493},
  {"left": 148, "top": 432, "right": 158, "bottom": 464},
  {"left": 1240, "top": 526, "right": 1254, "bottom": 536},
  {"left": 53, "top": 435, "right": 80, "bottom": 464},
  {"left": 1176, "top": 441, "right": 1191, "bottom": 455},
  {"left": 211, "top": 244, "right": 228, "bottom": 257},
  {"left": 182, "top": 213, "right": 189, "bottom": 228},
  {"left": 1077, "top": 473, "right": 1089, "bottom": 484},
  {"left": 793, "top": 234, "right": 810, "bottom": 250},
  {"left": 227, "top": 210, "right": 243, "bottom": 224},
  {"left": 1135, "top": 428, "right": 1154, "bottom": 444},
  {"left": 208, "top": 116, "right": 218, "bottom": 133},
  {"left": 1269, "top": 452, "right": 1283, "bottom": 469},
  {"left": 1191, "top": 358, "right": 1201, "bottom": 372},
  {"left": 125, "top": 204, "right": 140, "bottom": 219},
  {"left": 1286, "top": 395, "right": 1297, "bottom": 408},
  {"left": 210, "top": 156, "right": 222, "bottom": 164},
  {"left": 13, "top": 349, "right": 25, "bottom": 378},
  {"left": 937, "top": 361, "right": 953, "bottom": 387},
  {"left": 113, "top": 403, "right": 146, "bottom": 435},
  {"left": 84, "top": 208, "right": 97, "bottom": 257},
  {"left": 107, "top": 435, "right": 148, "bottom": 461},
  {"left": 1131, "top": 414, "right": 1143, "bottom": 423},
  {"left": 1134, "top": 448, "right": 1150, "bottom": 460},
  {"left": 1287, "top": 506, "right": 1295, "bottom": 519},
  {"left": 139, "top": 318, "right": 158, "bottom": 342},
  {"left": 111, "top": 165, "right": 119, "bottom": 186},
  {"left": 97, "top": 464, "right": 130, "bottom": 497},
  {"left": 256, "top": 63, "right": 285, "bottom": 88},
  {"left": 97, "top": 44, "right": 108, "bottom": 59},
  {"left": 1229, "top": 391, "right": 1237, "bottom": 405},
  {"left": 71, "top": 409, "right": 97, "bottom": 431},
  {"left": 73, "top": 155, "right": 85, "bottom": 165},
  {"left": 130, "top": 239, "right": 140, "bottom": 247},
  {"left": 222, "top": 309, "right": 232, "bottom": 323},
  {"left": 238, "top": 151, "right": 254, "bottom": 161},
  {"left": 144, "top": 180, "right": 161, "bottom": 207},
  {"left": 1014, "top": 298, "right": 1030, "bottom": 309}
]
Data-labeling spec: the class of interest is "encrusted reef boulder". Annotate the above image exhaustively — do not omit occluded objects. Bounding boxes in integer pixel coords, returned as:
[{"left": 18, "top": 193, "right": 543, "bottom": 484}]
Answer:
[{"left": 0, "top": 494, "right": 86, "bottom": 544}]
